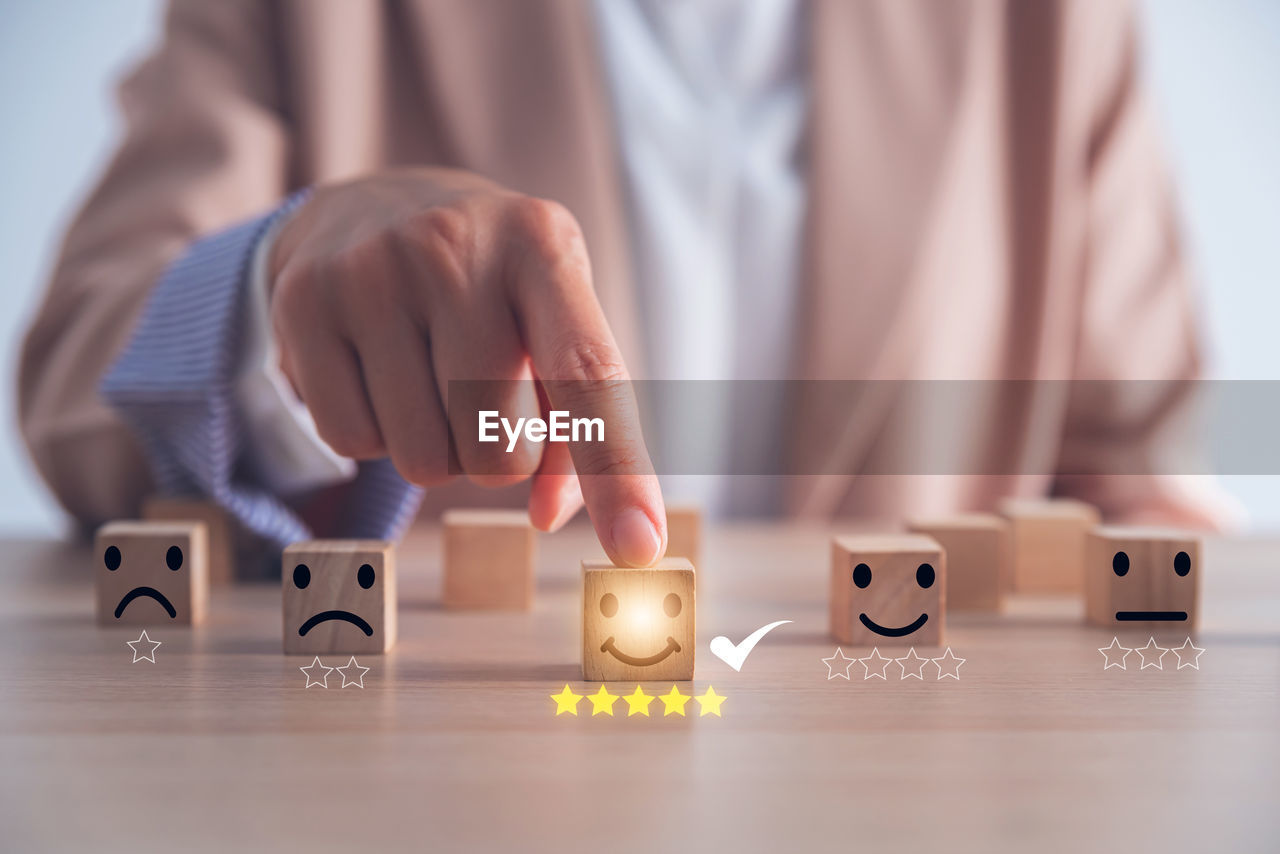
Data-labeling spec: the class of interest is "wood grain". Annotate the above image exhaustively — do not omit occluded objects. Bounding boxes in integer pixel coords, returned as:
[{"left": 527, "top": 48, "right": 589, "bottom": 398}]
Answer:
[
  {"left": 442, "top": 509, "right": 534, "bottom": 610},
  {"left": 1, "top": 526, "right": 1277, "bottom": 852}
]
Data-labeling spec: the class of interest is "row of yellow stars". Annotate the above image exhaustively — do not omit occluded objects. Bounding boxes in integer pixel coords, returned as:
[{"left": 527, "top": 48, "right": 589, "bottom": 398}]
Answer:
[{"left": 551, "top": 684, "right": 725, "bottom": 717}]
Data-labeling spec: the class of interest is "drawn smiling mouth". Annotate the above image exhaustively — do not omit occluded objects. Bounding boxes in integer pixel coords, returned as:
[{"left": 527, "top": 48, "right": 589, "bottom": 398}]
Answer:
[
  {"left": 1116, "top": 610, "right": 1187, "bottom": 621},
  {"left": 115, "top": 587, "right": 177, "bottom": 619},
  {"left": 859, "top": 612, "right": 928, "bottom": 637},
  {"left": 298, "top": 610, "right": 374, "bottom": 637},
  {"left": 600, "top": 636, "right": 681, "bottom": 666}
]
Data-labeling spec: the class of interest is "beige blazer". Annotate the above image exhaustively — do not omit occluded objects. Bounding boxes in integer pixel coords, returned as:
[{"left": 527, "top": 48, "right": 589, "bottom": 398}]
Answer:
[{"left": 19, "top": 0, "right": 1222, "bottom": 531}]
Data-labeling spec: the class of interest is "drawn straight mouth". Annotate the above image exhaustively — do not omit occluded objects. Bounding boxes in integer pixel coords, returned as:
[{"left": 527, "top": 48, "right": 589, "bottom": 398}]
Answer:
[
  {"left": 859, "top": 612, "right": 929, "bottom": 637},
  {"left": 298, "top": 610, "right": 374, "bottom": 637},
  {"left": 115, "top": 586, "right": 177, "bottom": 619},
  {"left": 1116, "top": 611, "right": 1188, "bottom": 622},
  {"left": 600, "top": 636, "right": 681, "bottom": 666}
]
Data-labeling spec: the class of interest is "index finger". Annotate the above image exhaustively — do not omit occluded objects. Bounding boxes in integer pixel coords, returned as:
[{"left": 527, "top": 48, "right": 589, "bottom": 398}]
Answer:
[{"left": 503, "top": 198, "right": 666, "bottom": 568}]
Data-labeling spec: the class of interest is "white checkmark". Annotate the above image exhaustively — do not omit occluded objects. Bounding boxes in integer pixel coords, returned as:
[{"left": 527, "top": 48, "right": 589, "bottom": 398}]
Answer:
[{"left": 709, "top": 620, "right": 792, "bottom": 672}]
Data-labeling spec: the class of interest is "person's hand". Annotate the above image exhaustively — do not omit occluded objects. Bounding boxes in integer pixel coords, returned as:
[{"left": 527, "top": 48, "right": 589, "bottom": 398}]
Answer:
[{"left": 268, "top": 168, "right": 665, "bottom": 566}]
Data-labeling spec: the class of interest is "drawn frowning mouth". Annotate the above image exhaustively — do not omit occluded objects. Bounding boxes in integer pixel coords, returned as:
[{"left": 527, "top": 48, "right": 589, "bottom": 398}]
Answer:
[
  {"left": 859, "top": 612, "right": 929, "bottom": 637},
  {"left": 600, "top": 636, "right": 681, "bottom": 666},
  {"left": 298, "top": 610, "right": 374, "bottom": 637},
  {"left": 114, "top": 587, "right": 177, "bottom": 619}
]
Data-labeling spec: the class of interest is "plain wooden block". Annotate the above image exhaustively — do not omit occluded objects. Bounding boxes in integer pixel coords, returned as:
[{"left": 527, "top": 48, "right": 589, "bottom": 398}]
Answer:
[
  {"left": 582, "top": 558, "right": 695, "bottom": 682},
  {"left": 442, "top": 509, "right": 534, "bottom": 610},
  {"left": 664, "top": 505, "right": 702, "bottom": 569},
  {"left": 142, "top": 496, "right": 235, "bottom": 585},
  {"left": 999, "top": 498, "right": 1100, "bottom": 593},
  {"left": 830, "top": 534, "right": 945, "bottom": 646},
  {"left": 95, "top": 521, "right": 208, "bottom": 626},
  {"left": 283, "top": 540, "right": 396, "bottom": 654},
  {"left": 908, "top": 513, "right": 1009, "bottom": 612},
  {"left": 1085, "top": 526, "right": 1200, "bottom": 629}
]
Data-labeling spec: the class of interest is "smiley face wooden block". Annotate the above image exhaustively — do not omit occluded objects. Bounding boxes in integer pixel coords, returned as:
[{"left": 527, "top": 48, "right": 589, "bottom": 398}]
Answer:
[
  {"left": 95, "top": 521, "right": 209, "bottom": 625},
  {"left": 582, "top": 558, "right": 695, "bottom": 681},
  {"left": 1085, "top": 527, "right": 1200, "bottom": 629},
  {"left": 283, "top": 540, "right": 396, "bottom": 654},
  {"left": 830, "top": 535, "right": 945, "bottom": 646}
]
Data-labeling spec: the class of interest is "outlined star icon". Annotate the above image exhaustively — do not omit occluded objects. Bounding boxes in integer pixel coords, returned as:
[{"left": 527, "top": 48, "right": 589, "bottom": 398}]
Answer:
[
  {"left": 300, "top": 656, "right": 334, "bottom": 688},
  {"left": 126, "top": 630, "right": 161, "bottom": 664},
  {"left": 659, "top": 684, "right": 692, "bottom": 716},
  {"left": 694, "top": 686, "right": 726, "bottom": 717},
  {"left": 1170, "top": 637, "right": 1205, "bottom": 670},
  {"left": 550, "top": 684, "right": 583, "bottom": 716},
  {"left": 858, "top": 647, "right": 893, "bottom": 680},
  {"left": 932, "top": 647, "right": 966, "bottom": 680},
  {"left": 896, "top": 648, "right": 929, "bottom": 680},
  {"left": 587, "top": 685, "right": 618, "bottom": 716},
  {"left": 822, "top": 647, "right": 857, "bottom": 680},
  {"left": 1133, "top": 637, "right": 1168, "bottom": 670},
  {"left": 1098, "top": 637, "right": 1132, "bottom": 670},
  {"left": 336, "top": 656, "right": 370, "bottom": 688},
  {"left": 623, "top": 686, "right": 655, "bottom": 716}
]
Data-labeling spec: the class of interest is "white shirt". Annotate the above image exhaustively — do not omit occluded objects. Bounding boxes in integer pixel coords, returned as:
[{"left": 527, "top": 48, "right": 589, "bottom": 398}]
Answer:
[{"left": 239, "top": 0, "right": 808, "bottom": 516}]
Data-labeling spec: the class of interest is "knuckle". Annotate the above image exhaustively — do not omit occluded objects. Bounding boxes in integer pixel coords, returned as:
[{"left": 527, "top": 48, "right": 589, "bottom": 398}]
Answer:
[
  {"left": 508, "top": 196, "right": 587, "bottom": 269},
  {"left": 574, "top": 443, "right": 646, "bottom": 478},
  {"left": 401, "top": 209, "right": 473, "bottom": 300},
  {"left": 547, "top": 336, "right": 630, "bottom": 383}
]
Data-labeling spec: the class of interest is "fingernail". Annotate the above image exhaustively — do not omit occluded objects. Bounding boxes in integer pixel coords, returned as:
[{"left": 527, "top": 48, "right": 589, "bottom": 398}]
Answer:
[{"left": 610, "top": 507, "right": 662, "bottom": 567}]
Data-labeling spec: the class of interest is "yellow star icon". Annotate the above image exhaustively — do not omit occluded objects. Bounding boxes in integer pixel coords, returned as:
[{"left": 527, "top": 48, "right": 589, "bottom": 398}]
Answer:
[
  {"left": 694, "top": 686, "right": 726, "bottom": 717},
  {"left": 550, "top": 684, "right": 583, "bottom": 716},
  {"left": 623, "top": 685, "right": 655, "bottom": 716},
  {"left": 658, "top": 684, "right": 692, "bottom": 716},
  {"left": 587, "top": 684, "right": 619, "bottom": 716}
]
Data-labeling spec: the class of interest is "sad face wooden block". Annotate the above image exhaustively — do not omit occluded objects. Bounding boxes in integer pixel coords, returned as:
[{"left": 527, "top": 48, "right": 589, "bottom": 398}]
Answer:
[
  {"left": 830, "top": 535, "right": 945, "bottom": 646},
  {"left": 283, "top": 541, "right": 396, "bottom": 654},
  {"left": 1085, "top": 527, "right": 1200, "bottom": 629},
  {"left": 96, "top": 521, "right": 209, "bottom": 625},
  {"left": 582, "top": 558, "right": 695, "bottom": 681}
]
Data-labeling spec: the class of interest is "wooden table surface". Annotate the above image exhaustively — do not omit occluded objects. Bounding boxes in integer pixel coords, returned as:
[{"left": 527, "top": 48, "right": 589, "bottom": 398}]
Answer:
[{"left": 2, "top": 523, "right": 1277, "bottom": 853}]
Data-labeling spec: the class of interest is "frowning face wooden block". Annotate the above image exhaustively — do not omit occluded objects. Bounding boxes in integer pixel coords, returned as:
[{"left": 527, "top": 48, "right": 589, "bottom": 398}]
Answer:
[
  {"left": 1085, "top": 527, "right": 1200, "bottom": 629},
  {"left": 830, "top": 535, "right": 945, "bottom": 646},
  {"left": 95, "top": 521, "right": 208, "bottom": 625},
  {"left": 582, "top": 558, "right": 695, "bottom": 681},
  {"left": 283, "top": 540, "right": 396, "bottom": 654}
]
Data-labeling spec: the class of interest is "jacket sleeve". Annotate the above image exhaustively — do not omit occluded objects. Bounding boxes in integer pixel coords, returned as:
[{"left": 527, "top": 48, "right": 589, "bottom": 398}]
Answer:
[
  {"left": 1052, "top": 0, "right": 1238, "bottom": 528},
  {"left": 18, "top": 0, "right": 290, "bottom": 529}
]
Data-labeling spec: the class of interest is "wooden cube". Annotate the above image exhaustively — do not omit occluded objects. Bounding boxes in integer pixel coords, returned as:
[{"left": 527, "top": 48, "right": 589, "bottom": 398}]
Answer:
[
  {"left": 582, "top": 557, "right": 695, "bottom": 681},
  {"left": 908, "top": 513, "right": 1009, "bottom": 611},
  {"left": 442, "top": 509, "right": 534, "bottom": 610},
  {"left": 1085, "top": 526, "right": 1200, "bottom": 629},
  {"left": 999, "top": 498, "right": 1100, "bottom": 593},
  {"left": 95, "top": 521, "right": 208, "bottom": 626},
  {"left": 283, "top": 540, "right": 396, "bottom": 654},
  {"left": 830, "top": 534, "right": 945, "bottom": 646},
  {"left": 664, "top": 505, "right": 702, "bottom": 569},
  {"left": 142, "top": 496, "right": 235, "bottom": 585}
]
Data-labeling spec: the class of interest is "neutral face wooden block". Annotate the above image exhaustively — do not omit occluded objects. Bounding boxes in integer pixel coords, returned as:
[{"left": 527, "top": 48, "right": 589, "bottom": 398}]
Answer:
[
  {"left": 582, "top": 558, "right": 695, "bottom": 681},
  {"left": 908, "top": 513, "right": 1009, "bottom": 611},
  {"left": 283, "top": 540, "right": 396, "bottom": 654},
  {"left": 664, "top": 505, "right": 701, "bottom": 569},
  {"left": 830, "top": 534, "right": 945, "bottom": 646},
  {"left": 142, "top": 497, "right": 235, "bottom": 585},
  {"left": 95, "top": 521, "right": 208, "bottom": 626},
  {"left": 999, "top": 498, "right": 1100, "bottom": 593},
  {"left": 442, "top": 509, "right": 534, "bottom": 610},
  {"left": 1085, "top": 526, "right": 1200, "bottom": 629}
]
